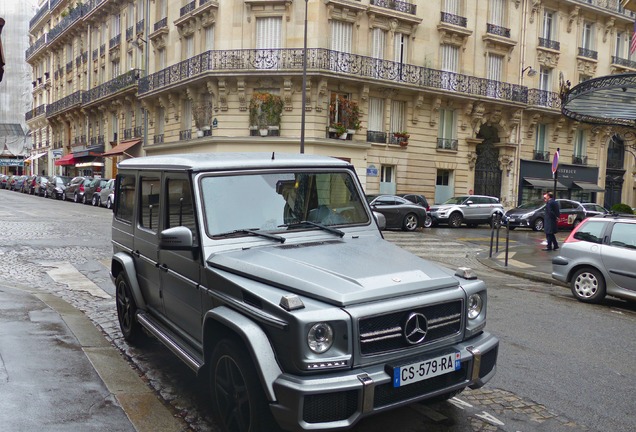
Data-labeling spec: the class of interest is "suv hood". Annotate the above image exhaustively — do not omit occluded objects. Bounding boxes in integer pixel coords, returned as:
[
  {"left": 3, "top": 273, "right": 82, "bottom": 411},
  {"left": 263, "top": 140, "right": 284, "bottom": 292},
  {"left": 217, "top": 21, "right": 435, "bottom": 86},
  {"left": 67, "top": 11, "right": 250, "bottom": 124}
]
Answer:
[
  {"left": 207, "top": 236, "right": 460, "bottom": 307},
  {"left": 430, "top": 203, "right": 456, "bottom": 211}
]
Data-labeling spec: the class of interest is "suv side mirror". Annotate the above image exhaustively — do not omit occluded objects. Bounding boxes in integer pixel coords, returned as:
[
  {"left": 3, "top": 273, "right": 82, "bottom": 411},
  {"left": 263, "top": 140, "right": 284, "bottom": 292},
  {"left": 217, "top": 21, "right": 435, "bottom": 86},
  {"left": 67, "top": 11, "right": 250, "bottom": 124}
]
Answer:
[
  {"left": 373, "top": 211, "right": 386, "bottom": 230},
  {"left": 159, "top": 226, "right": 194, "bottom": 250},
  {"left": 465, "top": 200, "right": 473, "bottom": 206}
]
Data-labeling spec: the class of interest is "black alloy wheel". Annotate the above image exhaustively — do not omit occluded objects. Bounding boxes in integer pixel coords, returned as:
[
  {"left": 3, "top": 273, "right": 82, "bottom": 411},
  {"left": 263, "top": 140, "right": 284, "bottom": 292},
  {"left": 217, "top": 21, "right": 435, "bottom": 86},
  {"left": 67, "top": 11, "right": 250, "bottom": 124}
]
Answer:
[
  {"left": 115, "top": 273, "right": 142, "bottom": 343},
  {"left": 448, "top": 212, "right": 463, "bottom": 228}
]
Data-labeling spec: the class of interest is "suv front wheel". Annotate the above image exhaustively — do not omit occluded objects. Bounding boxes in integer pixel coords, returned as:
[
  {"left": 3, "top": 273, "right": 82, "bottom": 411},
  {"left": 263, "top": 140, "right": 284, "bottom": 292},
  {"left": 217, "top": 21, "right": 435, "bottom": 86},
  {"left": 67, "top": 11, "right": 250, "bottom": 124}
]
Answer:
[{"left": 448, "top": 212, "right": 463, "bottom": 228}]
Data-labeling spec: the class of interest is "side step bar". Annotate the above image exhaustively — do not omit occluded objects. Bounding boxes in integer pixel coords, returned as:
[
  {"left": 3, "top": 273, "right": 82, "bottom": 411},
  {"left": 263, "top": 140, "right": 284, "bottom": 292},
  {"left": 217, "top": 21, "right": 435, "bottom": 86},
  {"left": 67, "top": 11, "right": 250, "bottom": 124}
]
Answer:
[{"left": 136, "top": 312, "right": 204, "bottom": 373}]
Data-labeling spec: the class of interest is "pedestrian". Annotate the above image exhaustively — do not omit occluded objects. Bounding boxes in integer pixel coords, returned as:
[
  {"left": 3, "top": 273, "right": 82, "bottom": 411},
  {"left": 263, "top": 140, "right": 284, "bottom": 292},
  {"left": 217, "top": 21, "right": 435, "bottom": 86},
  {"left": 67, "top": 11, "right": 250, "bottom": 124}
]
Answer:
[{"left": 542, "top": 192, "right": 560, "bottom": 251}]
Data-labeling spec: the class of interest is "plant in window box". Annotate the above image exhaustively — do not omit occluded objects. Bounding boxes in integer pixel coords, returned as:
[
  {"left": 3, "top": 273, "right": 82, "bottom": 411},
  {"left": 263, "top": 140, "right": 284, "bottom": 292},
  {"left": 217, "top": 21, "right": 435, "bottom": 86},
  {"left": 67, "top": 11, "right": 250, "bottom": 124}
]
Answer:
[
  {"left": 331, "top": 122, "right": 348, "bottom": 139},
  {"left": 249, "top": 92, "right": 284, "bottom": 136},
  {"left": 329, "top": 96, "right": 361, "bottom": 137},
  {"left": 393, "top": 131, "right": 410, "bottom": 147},
  {"left": 193, "top": 102, "right": 213, "bottom": 134}
]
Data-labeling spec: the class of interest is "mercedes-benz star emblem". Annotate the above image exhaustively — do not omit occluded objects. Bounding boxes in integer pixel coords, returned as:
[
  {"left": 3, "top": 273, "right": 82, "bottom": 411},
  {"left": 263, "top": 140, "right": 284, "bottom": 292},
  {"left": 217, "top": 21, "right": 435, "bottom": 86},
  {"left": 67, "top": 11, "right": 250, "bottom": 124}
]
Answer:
[{"left": 404, "top": 312, "right": 428, "bottom": 345}]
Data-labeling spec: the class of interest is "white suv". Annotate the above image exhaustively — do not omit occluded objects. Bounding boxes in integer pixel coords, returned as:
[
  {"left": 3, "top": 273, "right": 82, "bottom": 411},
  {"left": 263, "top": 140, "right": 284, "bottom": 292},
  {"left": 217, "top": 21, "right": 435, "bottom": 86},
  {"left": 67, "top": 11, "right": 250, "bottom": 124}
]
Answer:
[{"left": 430, "top": 195, "right": 504, "bottom": 228}]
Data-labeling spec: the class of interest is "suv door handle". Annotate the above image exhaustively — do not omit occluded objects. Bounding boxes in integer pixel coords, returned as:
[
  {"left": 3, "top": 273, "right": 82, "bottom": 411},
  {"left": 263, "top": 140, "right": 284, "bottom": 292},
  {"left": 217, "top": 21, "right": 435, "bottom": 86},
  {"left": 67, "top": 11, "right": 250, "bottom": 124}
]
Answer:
[
  {"left": 158, "top": 263, "right": 169, "bottom": 272},
  {"left": 132, "top": 250, "right": 140, "bottom": 258}
]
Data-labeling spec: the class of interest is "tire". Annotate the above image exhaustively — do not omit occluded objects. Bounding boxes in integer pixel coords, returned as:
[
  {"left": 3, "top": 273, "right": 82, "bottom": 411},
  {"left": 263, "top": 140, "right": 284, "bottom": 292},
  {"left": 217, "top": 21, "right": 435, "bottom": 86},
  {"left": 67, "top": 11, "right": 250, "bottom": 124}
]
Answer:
[
  {"left": 106, "top": 197, "right": 113, "bottom": 209},
  {"left": 508, "top": 226, "right": 516, "bottom": 230},
  {"left": 448, "top": 212, "right": 463, "bottom": 228},
  {"left": 424, "top": 214, "right": 433, "bottom": 228},
  {"left": 573, "top": 219, "right": 582, "bottom": 229},
  {"left": 402, "top": 213, "right": 419, "bottom": 231},
  {"left": 73, "top": 193, "right": 80, "bottom": 203},
  {"left": 210, "top": 339, "right": 277, "bottom": 432},
  {"left": 82, "top": 194, "right": 88, "bottom": 205},
  {"left": 532, "top": 218, "right": 544, "bottom": 232},
  {"left": 571, "top": 267, "right": 606, "bottom": 304},
  {"left": 115, "top": 273, "right": 143, "bottom": 343},
  {"left": 43, "top": 190, "right": 48, "bottom": 198}
]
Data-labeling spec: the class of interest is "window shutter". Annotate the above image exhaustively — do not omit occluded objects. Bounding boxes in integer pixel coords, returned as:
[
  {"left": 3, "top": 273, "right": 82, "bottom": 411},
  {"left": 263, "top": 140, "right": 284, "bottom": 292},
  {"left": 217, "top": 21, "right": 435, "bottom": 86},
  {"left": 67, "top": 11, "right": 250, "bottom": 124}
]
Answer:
[
  {"left": 257, "top": 17, "right": 282, "bottom": 49},
  {"left": 441, "top": 45, "right": 458, "bottom": 72},
  {"left": 487, "top": 54, "right": 502, "bottom": 81}
]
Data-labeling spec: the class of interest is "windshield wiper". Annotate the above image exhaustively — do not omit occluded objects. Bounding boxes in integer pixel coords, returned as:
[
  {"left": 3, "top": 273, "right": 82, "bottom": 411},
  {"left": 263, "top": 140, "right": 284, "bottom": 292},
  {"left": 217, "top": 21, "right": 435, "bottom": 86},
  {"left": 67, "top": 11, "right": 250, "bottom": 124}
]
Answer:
[
  {"left": 279, "top": 221, "right": 345, "bottom": 237},
  {"left": 214, "top": 228, "right": 286, "bottom": 243}
]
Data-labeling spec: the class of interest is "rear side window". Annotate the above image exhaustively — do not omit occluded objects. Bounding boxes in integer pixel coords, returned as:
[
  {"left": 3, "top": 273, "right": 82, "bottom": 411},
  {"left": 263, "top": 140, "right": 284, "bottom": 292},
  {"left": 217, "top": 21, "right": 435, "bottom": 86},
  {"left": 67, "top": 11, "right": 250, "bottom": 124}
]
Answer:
[
  {"left": 609, "top": 223, "right": 636, "bottom": 249},
  {"left": 115, "top": 174, "right": 136, "bottom": 223},
  {"left": 573, "top": 220, "right": 606, "bottom": 244}
]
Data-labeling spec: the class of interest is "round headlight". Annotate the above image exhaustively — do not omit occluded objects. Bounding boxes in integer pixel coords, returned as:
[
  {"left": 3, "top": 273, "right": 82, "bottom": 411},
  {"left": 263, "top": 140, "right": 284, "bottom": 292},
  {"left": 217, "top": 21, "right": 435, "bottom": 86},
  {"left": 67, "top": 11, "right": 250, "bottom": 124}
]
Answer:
[
  {"left": 467, "top": 294, "right": 483, "bottom": 319},
  {"left": 307, "top": 323, "right": 334, "bottom": 353}
]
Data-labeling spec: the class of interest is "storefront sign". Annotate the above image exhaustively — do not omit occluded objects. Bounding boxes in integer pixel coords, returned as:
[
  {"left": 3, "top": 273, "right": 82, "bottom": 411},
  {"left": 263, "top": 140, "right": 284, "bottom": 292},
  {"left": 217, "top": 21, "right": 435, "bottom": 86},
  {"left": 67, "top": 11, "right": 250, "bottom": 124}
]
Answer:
[{"left": 0, "top": 158, "right": 24, "bottom": 167}]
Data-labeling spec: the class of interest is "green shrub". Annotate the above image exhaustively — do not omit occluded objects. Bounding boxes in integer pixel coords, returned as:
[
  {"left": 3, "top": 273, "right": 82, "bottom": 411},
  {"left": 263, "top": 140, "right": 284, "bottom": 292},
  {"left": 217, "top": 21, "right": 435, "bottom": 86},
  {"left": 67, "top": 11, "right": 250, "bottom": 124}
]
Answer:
[{"left": 610, "top": 203, "right": 634, "bottom": 214}]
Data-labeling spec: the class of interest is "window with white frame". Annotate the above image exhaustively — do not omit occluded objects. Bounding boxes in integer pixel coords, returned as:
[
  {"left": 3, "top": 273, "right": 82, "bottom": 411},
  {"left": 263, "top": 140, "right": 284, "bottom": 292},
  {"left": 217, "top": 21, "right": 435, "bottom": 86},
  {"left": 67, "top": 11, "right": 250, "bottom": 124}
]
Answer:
[
  {"left": 183, "top": 99, "right": 192, "bottom": 131},
  {"left": 136, "top": 0, "right": 144, "bottom": 23},
  {"left": 127, "top": 4, "right": 134, "bottom": 28},
  {"left": 331, "top": 20, "right": 353, "bottom": 53},
  {"left": 205, "top": 25, "right": 215, "bottom": 51},
  {"left": 443, "top": 0, "right": 461, "bottom": 15},
  {"left": 184, "top": 35, "right": 194, "bottom": 60},
  {"left": 394, "top": 32, "right": 408, "bottom": 63},
  {"left": 438, "top": 108, "right": 456, "bottom": 150},
  {"left": 157, "top": 0, "right": 167, "bottom": 20},
  {"left": 156, "top": 107, "right": 165, "bottom": 136},
  {"left": 390, "top": 100, "right": 406, "bottom": 135},
  {"left": 486, "top": 54, "right": 503, "bottom": 97},
  {"left": 111, "top": 59, "right": 120, "bottom": 79},
  {"left": 112, "top": 14, "right": 121, "bottom": 37},
  {"left": 574, "top": 129, "right": 586, "bottom": 159},
  {"left": 256, "top": 17, "right": 282, "bottom": 49},
  {"left": 535, "top": 124, "right": 548, "bottom": 157},
  {"left": 489, "top": 0, "right": 505, "bottom": 27},
  {"left": 371, "top": 28, "right": 385, "bottom": 60},
  {"left": 615, "top": 32, "right": 625, "bottom": 58},
  {"left": 542, "top": 10, "right": 556, "bottom": 41},
  {"left": 539, "top": 67, "right": 551, "bottom": 91},
  {"left": 112, "top": 113, "right": 118, "bottom": 141},
  {"left": 368, "top": 97, "right": 384, "bottom": 132},
  {"left": 441, "top": 45, "right": 459, "bottom": 72},
  {"left": 157, "top": 47, "right": 166, "bottom": 70},
  {"left": 581, "top": 22, "right": 594, "bottom": 50}
]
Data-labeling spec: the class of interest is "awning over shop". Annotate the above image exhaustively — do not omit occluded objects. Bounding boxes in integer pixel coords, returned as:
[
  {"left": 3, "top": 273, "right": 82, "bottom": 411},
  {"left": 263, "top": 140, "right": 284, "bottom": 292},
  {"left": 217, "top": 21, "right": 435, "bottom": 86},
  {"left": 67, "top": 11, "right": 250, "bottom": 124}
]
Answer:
[
  {"left": 54, "top": 154, "right": 77, "bottom": 166},
  {"left": 523, "top": 177, "right": 568, "bottom": 190},
  {"left": 573, "top": 181, "right": 604, "bottom": 192},
  {"left": 101, "top": 139, "right": 141, "bottom": 157},
  {"left": 25, "top": 152, "right": 46, "bottom": 163}
]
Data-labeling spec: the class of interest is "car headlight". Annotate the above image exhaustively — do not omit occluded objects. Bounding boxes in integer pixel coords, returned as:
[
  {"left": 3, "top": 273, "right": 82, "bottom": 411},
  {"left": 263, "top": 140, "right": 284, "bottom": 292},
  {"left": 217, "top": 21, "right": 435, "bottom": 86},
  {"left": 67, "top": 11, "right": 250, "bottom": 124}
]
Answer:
[
  {"left": 520, "top": 212, "right": 532, "bottom": 220},
  {"left": 467, "top": 294, "right": 483, "bottom": 319},
  {"left": 307, "top": 323, "right": 334, "bottom": 353}
]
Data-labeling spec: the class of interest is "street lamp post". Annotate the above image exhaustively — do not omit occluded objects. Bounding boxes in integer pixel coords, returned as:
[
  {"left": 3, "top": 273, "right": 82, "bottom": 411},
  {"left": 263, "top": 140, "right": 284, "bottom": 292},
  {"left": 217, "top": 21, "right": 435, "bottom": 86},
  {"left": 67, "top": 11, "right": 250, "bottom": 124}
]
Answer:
[{"left": 300, "top": 0, "right": 308, "bottom": 154}]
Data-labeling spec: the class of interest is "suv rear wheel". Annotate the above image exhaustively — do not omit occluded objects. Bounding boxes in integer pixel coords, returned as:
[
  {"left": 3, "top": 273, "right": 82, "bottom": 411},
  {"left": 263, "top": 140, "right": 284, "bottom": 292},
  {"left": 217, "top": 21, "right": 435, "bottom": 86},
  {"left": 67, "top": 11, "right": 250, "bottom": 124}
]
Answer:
[
  {"left": 448, "top": 212, "right": 463, "bottom": 228},
  {"left": 571, "top": 267, "right": 606, "bottom": 303},
  {"left": 115, "top": 273, "right": 143, "bottom": 343},
  {"left": 210, "top": 339, "right": 278, "bottom": 432}
]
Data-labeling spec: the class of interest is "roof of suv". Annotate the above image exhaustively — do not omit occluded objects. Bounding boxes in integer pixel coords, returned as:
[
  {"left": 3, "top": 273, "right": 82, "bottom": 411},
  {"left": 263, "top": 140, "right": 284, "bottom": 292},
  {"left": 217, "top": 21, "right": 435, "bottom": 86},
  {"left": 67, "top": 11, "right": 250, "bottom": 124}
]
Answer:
[{"left": 118, "top": 152, "right": 351, "bottom": 172}]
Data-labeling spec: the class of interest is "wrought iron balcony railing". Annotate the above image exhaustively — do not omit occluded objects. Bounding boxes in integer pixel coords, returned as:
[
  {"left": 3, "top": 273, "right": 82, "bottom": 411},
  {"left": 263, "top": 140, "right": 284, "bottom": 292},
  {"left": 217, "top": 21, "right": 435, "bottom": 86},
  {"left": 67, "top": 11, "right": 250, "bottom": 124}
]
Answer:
[
  {"left": 527, "top": 89, "right": 561, "bottom": 109},
  {"left": 367, "top": 130, "right": 387, "bottom": 144},
  {"left": 139, "top": 48, "right": 528, "bottom": 104},
  {"left": 29, "top": 3, "right": 50, "bottom": 30},
  {"left": 126, "top": 26, "right": 133, "bottom": 41},
  {"left": 48, "top": 3, "right": 89, "bottom": 43},
  {"left": 611, "top": 56, "right": 636, "bottom": 69},
  {"left": 573, "top": 0, "right": 635, "bottom": 18},
  {"left": 154, "top": 17, "right": 168, "bottom": 32},
  {"left": 25, "top": 34, "right": 47, "bottom": 60},
  {"left": 179, "top": 129, "right": 192, "bottom": 140},
  {"left": 46, "top": 91, "right": 84, "bottom": 117},
  {"left": 538, "top": 37, "right": 560, "bottom": 51},
  {"left": 154, "top": 134, "right": 164, "bottom": 144},
  {"left": 533, "top": 150, "right": 550, "bottom": 161},
  {"left": 25, "top": 104, "right": 46, "bottom": 121},
  {"left": 136, "top": 19, "right": 145, "bottom": 34},
  {"left": 110, "top": 34, "right": 121, "bottom": 49},
  {"left": 578, "top": 47, "right": 598, "bottom": 60},
  {"left": 133, "top": 126, "right": 143, "bottom": 137},
  {"left": 486, "top": 23, "right": 511, "bottom": 38},
  {"left": 607, "top": 159, "right": 624, "bottom": 169},
  {"left": 437, "top": 138, "right": 458, "bottom": 150},
  {"left": 440, "top": 12, "right": 467, "bottom": 27},
  {"left": 181, "top": 1, "right": 196, "bottom": 16},
  {"left": 66, "top": 61, "right": 73, "bottom": 74},
  {"left": 100, "top": 44, "right": 106, "bottom": 56},
  {"left": 572, "top": 155, "right": 588, "bottom": 165},
  {"left": 370, "top": 0, "right": 417, "bottom": 15},
  {"left": 83, "top": 69, "right": 141, "bottom": 105},
  {"left": 124, "top": 128, "right": 133, "bottom": 139}
]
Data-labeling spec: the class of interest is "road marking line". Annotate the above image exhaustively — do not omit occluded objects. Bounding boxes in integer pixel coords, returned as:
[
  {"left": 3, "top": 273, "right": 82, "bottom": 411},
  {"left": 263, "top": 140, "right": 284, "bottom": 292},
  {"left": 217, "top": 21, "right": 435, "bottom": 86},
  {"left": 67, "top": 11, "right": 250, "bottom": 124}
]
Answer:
[
  {"left": 449, "top": 397, "right": 473, "bottom": 409},
  {"left": 44, "top": 262, "right": 111, "bottom": 299}
]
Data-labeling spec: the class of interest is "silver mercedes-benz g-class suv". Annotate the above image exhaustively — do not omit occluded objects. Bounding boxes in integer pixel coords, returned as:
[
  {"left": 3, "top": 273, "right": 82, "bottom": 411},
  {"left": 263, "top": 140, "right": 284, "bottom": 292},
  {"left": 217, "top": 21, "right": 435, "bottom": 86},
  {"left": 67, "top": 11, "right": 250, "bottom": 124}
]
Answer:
[{"left": 110, "top": 152, "right": 498, "bottom": 432}]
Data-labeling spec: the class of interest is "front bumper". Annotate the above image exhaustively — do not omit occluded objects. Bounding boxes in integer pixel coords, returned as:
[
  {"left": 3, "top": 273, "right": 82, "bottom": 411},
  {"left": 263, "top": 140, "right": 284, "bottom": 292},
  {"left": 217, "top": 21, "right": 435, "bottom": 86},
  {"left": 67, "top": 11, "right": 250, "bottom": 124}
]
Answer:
[{"left": 270, "top": 331, "right": 498, "bottom": 431}]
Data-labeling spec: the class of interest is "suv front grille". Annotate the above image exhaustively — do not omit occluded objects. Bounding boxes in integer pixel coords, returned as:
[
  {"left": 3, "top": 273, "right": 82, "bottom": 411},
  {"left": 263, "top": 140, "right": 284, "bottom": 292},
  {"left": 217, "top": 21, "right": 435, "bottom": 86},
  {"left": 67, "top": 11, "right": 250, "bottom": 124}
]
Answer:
[{"left": 359, "top": 300, "right": 463, "bottom": 355}]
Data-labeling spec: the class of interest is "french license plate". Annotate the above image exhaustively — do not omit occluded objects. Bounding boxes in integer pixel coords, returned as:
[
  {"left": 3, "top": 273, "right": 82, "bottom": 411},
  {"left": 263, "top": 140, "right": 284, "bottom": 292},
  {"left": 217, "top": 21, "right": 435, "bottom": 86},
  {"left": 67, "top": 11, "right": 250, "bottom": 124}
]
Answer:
[{"left": 392, "top": 352, "right": 461, "bottom": 388}]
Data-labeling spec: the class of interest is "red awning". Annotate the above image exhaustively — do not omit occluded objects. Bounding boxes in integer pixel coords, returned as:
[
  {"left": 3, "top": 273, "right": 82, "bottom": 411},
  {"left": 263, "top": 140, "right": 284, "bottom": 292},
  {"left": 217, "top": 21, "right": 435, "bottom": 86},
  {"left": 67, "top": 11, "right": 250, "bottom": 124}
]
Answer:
[
  {"left": 54, "top": 154, "right": 78, "bottom": 166},
  {"left": 101, "top": 139, "right": 141, "bottom": 157}
]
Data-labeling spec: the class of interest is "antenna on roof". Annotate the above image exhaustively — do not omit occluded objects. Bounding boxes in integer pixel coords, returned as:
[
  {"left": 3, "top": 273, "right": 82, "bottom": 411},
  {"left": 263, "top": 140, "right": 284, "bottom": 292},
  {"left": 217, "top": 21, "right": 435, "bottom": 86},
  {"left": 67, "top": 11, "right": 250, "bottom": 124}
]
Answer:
[{"left": 271, "top": 152, "right": 275, "bottom": 160}]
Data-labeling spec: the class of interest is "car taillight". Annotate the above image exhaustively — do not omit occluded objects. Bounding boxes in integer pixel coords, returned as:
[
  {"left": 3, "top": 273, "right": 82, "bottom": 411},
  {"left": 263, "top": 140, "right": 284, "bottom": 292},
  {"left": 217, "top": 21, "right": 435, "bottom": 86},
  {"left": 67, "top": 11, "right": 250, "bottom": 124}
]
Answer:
[
  {"left": 79, "top": 185, "right": 84, "bottom": 192},
  {"left": 96, "top": 187, "right": 101, "bottom": 192},
  {"left": 564, "top": 221, "right": 586, "bottom": 243}
]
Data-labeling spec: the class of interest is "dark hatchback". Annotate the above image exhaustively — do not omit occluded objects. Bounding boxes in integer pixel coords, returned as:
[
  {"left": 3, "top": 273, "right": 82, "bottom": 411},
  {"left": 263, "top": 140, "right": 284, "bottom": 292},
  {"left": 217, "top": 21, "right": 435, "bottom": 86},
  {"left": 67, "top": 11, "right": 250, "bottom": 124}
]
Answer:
[
  {"left": 505, "top": 199, "right": 587, "bottom": 231},
  {"left": 398, "top": 193, "right": 432, "bottom": 228},
  {"left": 45, "top": 175, "right": 72, "bottom": 199},
  {"left": 366, "top": 194, "right": 428, "bottom": 231},
  {"left": 64, "top": 176, "right": 93, "bottom": 203}
]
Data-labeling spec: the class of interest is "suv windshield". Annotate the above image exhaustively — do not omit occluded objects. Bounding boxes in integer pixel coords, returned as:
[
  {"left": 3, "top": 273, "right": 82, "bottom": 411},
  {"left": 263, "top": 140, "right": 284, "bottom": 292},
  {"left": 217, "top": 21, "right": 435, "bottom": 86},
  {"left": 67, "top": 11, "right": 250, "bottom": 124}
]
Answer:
[
  {"left": 443, "top": 196, "right": 469, "bottom": 205},
  {"left": 201, "top": 171, "right": 369, "bottom": 237}
]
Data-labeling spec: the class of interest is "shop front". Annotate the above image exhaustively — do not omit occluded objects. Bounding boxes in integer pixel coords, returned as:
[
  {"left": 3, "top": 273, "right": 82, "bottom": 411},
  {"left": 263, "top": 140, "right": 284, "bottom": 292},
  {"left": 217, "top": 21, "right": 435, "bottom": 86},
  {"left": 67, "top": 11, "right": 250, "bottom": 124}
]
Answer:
[
  {"left": 518, "top": 160, "right": 604, "bottom": 204},
  {"left": 54, "top": 146, "right": 104, "bottom": 177}
]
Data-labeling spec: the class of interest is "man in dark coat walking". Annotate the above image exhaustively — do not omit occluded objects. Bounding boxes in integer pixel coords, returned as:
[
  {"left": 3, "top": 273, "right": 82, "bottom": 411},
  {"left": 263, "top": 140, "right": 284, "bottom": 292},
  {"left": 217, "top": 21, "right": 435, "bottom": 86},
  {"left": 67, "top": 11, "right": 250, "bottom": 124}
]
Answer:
[{"left": 543, "top": 192, "right": 560, "bottom": 251}]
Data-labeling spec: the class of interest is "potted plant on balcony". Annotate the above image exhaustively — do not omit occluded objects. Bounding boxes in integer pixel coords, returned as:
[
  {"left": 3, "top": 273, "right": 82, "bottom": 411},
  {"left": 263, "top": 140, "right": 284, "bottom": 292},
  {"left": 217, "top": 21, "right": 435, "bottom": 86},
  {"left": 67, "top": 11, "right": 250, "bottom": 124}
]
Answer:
[
  {"left": 329, "top": 96, "right": 361, "bottom": 139},
  {"left": 393, "top": 131, "right": 410, "bottom": 147},
  {"left": 249, "top": 92, "right": 283, "bottom": 137},
  {"left": 193, "top": 102, "right": 212, "bottom": 137}
]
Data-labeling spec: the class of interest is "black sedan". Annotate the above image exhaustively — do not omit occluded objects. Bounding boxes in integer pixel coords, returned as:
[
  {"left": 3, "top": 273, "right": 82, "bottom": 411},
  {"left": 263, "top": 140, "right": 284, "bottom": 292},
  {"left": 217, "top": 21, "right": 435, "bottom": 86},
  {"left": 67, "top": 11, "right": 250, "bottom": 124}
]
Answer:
[
  {"left": 366, "top": 194, "right": 428, "bottom": 231},
  {"left": 504, "top": 200, "right": 546, "bottom": 231}
]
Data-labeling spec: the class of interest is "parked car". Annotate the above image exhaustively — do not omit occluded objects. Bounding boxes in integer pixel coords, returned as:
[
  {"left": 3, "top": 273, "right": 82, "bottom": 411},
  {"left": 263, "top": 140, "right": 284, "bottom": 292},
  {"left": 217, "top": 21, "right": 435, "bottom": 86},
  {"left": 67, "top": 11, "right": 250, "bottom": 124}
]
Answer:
[
  {"left": 580, "top": 203, "right": 609, "bottom": 218},
  {"left": 552, "top": 214, "right": 636, "bottom": 304},
  {"left": 111, "top": 153, "right": 498, "bottom": 432},
  {"left": 85, "top": 178, "right": 110, "bottom": 205},
  {"left": 22, "top": 175, "right": 37, "bottom": 194},
  {"left": 398, "top": 193, "right": 432, "bottom": 228},
  {"left": 504, "top": 199, "right": 587, "bottom": 231},
  {"left": 33, "top": 176, "right": 49, "bottom": 196},
  {"left": 94, "top": 178, "right": 115, "bottom": 208},
  {"left": 45, "top": 175, "right": 72, "bottom": 199},
  {"left": 0, "top": 174, "right": 9, "bottom": 189},
  {"left": 366, "top": 194, "right": 428, "bottom": 231},
  {"left": 64, "top": 176, "right": 92, "bottom": 203},
  {"left": 12, "top": 175, "right": 28, "bottom": 192},
  {"left": 429, "top": 195, "right": 504, "bottom": 228}
]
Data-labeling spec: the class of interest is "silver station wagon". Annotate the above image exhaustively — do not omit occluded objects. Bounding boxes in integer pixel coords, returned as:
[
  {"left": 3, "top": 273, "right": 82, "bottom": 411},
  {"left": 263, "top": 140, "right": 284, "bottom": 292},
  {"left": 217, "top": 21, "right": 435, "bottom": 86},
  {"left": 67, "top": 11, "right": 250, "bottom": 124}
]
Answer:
[{"left": 110, "top": 152, "right": 499, "bottom": 432}]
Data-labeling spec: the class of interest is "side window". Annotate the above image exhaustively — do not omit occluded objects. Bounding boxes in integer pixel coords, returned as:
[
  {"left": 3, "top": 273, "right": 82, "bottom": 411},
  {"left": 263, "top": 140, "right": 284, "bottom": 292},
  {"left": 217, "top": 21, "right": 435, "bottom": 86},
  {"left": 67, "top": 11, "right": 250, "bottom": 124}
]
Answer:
[
  {"left": 166, "top": 177, "right": 198, "bottom": 245},
  {"left": 140, "top": 176, "right": 160, "bottom": 232},
  {"left": 573, "top": 220, "right": 606, "bottom": 244},
  {"left": 115, "top": 174, "right": 136, "bottom": 223},
  {"left": 609, "top": 223, "right": 636, "bottom": 249}
]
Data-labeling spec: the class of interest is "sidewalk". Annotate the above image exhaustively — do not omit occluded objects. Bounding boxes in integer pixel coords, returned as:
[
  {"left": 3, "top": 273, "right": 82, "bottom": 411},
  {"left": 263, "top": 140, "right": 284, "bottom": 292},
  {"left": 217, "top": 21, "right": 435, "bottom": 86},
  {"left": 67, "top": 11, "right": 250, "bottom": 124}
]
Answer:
[{"left": 0, "top": 282, "right": 188, "bottom": 432}]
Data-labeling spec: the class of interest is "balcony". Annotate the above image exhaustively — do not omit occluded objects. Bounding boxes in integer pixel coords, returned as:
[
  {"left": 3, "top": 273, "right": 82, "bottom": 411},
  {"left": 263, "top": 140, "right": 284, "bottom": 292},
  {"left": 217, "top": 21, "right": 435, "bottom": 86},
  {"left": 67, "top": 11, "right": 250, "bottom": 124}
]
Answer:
[
  {"left": 367, "top": 130, "right": 387, "bottom": 144},
  {"left": 29, "top": 3, "right": 50, "bottom": 30},
  {"left": 25, "top": 104, "right": 46, "bottom": 121},
  {"left": 66, "top": 61, "right": 73, "bottom": 74},
  {"left": 369, "top": 0, "right": 417, "bottom": 15},
  {"left": 180, "top": 1, "right": 197, "bottom": 17},
  {"left": 82, "top": 69, "right": 141, "bottom": 106},
  {"left": 154, "top": 17, "right": 168, "bottom": 32},
  {"left": 440, "top": 12, "right": 467, "bottom": 28},
  {"left": 611, "top": 56, "right": 636, "bottom": 70},
  {"left": 109, "top": 34, "right": 121, "bottom": 50},
  {"left": 538, "top": 37, "right": 560, "bottom": 51},
  {"left": 153, "top": 134, "right": 164, "bottom": 144},
  {"left": 578, "top": 47, "right": 598, "bottom": 60},
  {"left": 136, "top": 20, "right": 145, "bottom": 35},
  {"left": 48, "top": 3, "right": 89, "bottom": 44},
  {"left": 486, "top": 23, "right": 511, "bottom": 38},
  {"left": 123, "top": 128, "right": 133, "bottom": 139},
  {"left": 126, "top": 26, "right": 133, "bottom": 41},
  {"left": 25, "top": 34, "right": 47, "bottom": 61},
  {"left": 527, "top": 89, "right": 561, "bottom": 109},
  {"left": 572, "top": 155, "right": 588, "bottom": 165},
  {"left": 46, "top": 91, "right": 84, "bottom": 118},
  {"left": 179, "top": 129, "right": 192, "bottom": 140},
  {"left": 572, "top": 0, "right": 636, "bottom": 18},
  {"left": 133, "top": 126, "right": 143, "bottom": 138},
  {"left": 533, "top": 150, "right": 550, "bottom": 161},
  {"left": 437, "top": 138, "right": 458, "bottom": 150},
  {"left": 139, "top": 48, "right": 528, "bottom": 105}
]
